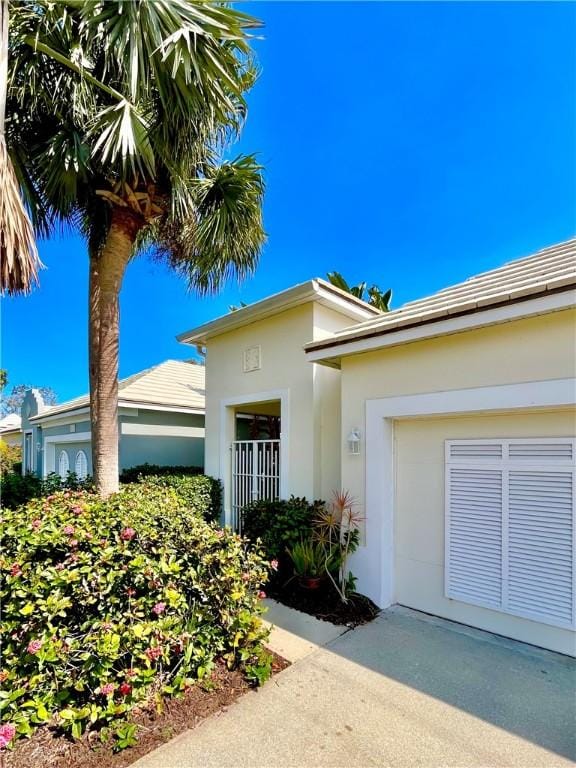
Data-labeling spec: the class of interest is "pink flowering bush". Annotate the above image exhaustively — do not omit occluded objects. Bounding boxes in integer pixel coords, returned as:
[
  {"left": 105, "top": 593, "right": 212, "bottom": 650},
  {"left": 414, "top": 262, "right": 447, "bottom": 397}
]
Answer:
[{"left": 0, "top": 483, "right": 270, "bottom": 749}]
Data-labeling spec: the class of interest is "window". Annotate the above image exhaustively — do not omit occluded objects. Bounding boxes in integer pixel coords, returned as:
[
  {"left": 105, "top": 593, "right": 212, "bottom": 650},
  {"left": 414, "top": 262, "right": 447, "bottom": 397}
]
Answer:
[
  {"left": 446, "top": 439, "right": 575, "bottom": 629},
  {"left": 58, "top": 450, "right": 70, "bottom": 479},
  {"left": 24, "top": 432, "right": 33, "bottom": 473},
  {"left": 75, "top": 450, "right": 88, "bottom": 481}
]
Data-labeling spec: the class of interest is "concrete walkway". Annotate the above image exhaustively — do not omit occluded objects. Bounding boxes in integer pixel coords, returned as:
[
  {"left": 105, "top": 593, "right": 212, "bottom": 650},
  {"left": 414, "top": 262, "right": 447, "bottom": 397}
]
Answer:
[
  {"left": 261, "top": 598, "right": 348, "bottom": 661},
  {"left": 134, "top": 606, "right": 576, "bottom": 768}
]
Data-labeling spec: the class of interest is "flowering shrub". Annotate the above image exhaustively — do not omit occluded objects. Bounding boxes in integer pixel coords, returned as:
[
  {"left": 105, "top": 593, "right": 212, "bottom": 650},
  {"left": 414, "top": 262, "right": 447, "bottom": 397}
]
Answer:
[{"left": 0, "top": 483, "right": 270, "bottom": 748}]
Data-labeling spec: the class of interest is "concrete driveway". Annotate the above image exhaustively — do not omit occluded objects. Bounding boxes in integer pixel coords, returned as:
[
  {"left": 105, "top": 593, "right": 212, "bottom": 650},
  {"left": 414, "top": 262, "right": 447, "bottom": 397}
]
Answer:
[{"left": 134, "top": 606, "right": 576, "bottom": 768}]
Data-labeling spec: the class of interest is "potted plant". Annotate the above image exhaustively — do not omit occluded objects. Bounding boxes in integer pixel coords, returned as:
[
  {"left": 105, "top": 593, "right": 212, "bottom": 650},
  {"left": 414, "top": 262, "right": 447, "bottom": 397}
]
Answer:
[{"left": 287, "top": 539, "right": 331, "bottom": 589}]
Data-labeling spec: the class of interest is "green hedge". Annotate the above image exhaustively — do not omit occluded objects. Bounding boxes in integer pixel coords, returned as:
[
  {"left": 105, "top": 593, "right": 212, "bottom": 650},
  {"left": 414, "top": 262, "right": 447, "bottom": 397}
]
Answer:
[
  {"left": 241, "top": 496, "right": 323, "bottom": 564},
  {"left": 119, "top": 463, "right": 203, "bottom": 483},
  {"left": 0, "top": 483, "right": 270, "bottom": 748},
  {"left": 128, "top": 474, "right": 222, "bottom": 523},
  {"left": 0, "top": 471, "right": 91, "bottom": 510}
]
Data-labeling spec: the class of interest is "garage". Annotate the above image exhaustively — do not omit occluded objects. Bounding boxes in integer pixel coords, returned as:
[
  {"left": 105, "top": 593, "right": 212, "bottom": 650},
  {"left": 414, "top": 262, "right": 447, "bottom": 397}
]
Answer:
[
  {"left": 394, "top": 412, "right": 575, "bottom": 656},
  {"left": 304, "top": 238, "right": 576, "bottom": 656}
]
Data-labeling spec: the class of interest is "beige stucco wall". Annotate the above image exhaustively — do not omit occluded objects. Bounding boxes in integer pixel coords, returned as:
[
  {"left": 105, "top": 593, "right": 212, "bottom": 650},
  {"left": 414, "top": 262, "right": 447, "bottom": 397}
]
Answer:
[
  {"left": 339, "top": 308, "right": 575, "bottom": 654},
  {"left": 204, "top": 301, "right": 363, "bottom": 516},
  {"left": 341, "top": 309, "right": 576, "bottom": 515},
  {"left": 395, "top": 410, "right": 576, "bottom": 656}
]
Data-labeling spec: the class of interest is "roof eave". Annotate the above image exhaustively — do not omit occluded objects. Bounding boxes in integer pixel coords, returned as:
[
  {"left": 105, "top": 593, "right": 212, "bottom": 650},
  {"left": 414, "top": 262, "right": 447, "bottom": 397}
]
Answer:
[
  {"left": 305, "top": 287, "right": 575, "bottom": 365},
  {"left": 177, "top": 279, "right": 380, "bottom": 345}
]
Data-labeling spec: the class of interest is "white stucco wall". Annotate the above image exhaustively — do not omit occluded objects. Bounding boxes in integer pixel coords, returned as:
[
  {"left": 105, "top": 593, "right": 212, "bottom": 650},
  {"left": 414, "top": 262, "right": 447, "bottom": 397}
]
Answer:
[{"left": 339, "top": 308, "right": 576, "bottom": 654}]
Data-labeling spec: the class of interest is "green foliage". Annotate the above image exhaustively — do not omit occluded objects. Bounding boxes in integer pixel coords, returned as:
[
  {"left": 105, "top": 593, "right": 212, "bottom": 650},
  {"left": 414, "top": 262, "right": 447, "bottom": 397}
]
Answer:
[
  {"left": 0, "top": 471, "right": 91, "bottom": 510},
  {"left": 326, "top": 271, "right": 392, "bottom": 312},
  {"left": 286, "top": 539, "right": 337, "bottom": 579},
  {"left": 7, "top": 1, "right": 266, "bottom": 291},
  {"left": 0, "top": 483, "right": 270, "bottom": 749},
  {"left": 241, "top": 497, "right": 322, "bottom": 562},
  {"left": 126, "top": 473, "right": 222, "bottom": 524},
  {"left": 118, "top": 464, "right": 203, "bottom": 483},
  {"left": 0, "top": 441, "right": 21, "bottom": 476}
]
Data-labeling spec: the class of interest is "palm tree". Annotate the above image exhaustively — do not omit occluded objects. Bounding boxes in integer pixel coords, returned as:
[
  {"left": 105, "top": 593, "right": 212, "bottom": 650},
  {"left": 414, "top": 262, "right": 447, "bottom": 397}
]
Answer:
[
  {"left": 6, "top": 1, "right": 266, "bottom": 496},
  {"left": 0, "top": 0, "right": 42, "bottom": 294},
  {"left": 326, "top": 271, "right": 392, "bottom": 311}
]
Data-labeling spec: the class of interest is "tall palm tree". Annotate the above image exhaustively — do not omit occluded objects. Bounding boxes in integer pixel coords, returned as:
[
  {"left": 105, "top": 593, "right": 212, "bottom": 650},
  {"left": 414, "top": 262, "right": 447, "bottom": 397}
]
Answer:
[
  {"left": 6, "top": 0, "right": 266, "bottom": 496},
  {"left": 326, "top": 271, "right": 392, "bottom": 311},
  {"left": 0, "top": 0, "right": 42, "bottom": 294}
]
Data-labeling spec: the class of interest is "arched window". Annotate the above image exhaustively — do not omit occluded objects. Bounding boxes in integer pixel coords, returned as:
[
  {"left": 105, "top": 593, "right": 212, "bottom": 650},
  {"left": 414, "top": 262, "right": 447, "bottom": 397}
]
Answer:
[
  {"left": 75, "top": 450, "right": 88, "bottom": 481},
  {"left": 58, "top": 450, "right": 69, "bottom": 479}
]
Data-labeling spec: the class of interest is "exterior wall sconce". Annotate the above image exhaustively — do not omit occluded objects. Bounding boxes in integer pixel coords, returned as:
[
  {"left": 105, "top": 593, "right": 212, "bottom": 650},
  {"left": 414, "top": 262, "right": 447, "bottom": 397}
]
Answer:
[{"left": 347, "top": 428, "right": 361, "bottom": 455}]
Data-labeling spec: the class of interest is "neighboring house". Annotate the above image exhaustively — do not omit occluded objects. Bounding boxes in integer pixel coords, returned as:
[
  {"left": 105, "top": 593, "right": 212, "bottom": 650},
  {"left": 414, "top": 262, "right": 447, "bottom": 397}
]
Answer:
[
  {"left": 0, "top": 413, "right": 22, "bottom": 448},
  {"left": 21, "top": 360, "right": 205, "bottom": 479},
  {"left": 179, "top": 238, "right": 576, "bottom": 657}
]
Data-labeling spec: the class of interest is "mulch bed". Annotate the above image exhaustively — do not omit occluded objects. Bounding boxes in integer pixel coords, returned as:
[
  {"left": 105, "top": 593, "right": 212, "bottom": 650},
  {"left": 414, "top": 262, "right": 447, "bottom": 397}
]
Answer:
[
  {"left": 268, "top": 579, "right": 380, "bottom": 626},
  {"left": 4, "top": 654, "right": 289, "bottom": 768}
]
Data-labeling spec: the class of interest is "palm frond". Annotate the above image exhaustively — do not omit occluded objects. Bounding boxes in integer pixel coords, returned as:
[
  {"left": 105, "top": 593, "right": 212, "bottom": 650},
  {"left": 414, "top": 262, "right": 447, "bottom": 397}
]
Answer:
[
  {"left": 157, "top": 154, "right": 266, "bottom": 293},
  {"left": 0, "top": 0, "right": 42, "bottom": 294},
  {"left": 0, "top": 135, "right": 43, "bottom": 294}
]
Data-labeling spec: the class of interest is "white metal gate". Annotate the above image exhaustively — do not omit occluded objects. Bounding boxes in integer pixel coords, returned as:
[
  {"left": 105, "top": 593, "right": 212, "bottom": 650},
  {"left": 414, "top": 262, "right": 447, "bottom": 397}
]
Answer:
[{"left": 231, "top": 440, "right": 280, "bottom": 531}]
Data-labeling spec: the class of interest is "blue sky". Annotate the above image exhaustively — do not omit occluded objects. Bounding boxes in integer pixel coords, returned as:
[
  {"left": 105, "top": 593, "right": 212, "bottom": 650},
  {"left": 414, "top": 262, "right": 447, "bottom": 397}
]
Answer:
[{"left": 3, "top": 1, "right": 575, "bottom": 402}]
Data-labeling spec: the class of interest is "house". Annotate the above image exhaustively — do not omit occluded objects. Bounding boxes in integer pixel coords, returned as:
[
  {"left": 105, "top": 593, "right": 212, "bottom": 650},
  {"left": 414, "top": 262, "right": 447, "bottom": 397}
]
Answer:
[
  {"left": 0, "top": 414, "right": 22, "bottom": 448},
  {"left": 178, "top": 238, "right": 576, "bottom": 657},
  {"left": 21, "top": 360, "right": 206, "bottom": 479}
]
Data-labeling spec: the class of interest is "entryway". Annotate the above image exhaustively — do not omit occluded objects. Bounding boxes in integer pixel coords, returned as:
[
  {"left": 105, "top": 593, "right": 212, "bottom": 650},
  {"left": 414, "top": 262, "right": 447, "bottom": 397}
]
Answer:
[{"left": 230, "top": 399, "right": 282, "bottom": 531}]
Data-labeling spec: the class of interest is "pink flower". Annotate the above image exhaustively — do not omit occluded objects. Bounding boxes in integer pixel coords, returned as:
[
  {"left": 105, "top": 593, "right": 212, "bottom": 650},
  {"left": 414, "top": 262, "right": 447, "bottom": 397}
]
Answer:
[
  {"left": 125, "top": 587, "right": 136, "bottom": 597},
  {"left": 69, "top": 539, "right": 79, "bottom": 548},
  {"left": 125, "top": 668, "right": 137, "bottom": 678},
  {"left": 101, "top": 622, "right": 112, "bottom": 631},
  {"left": 215, "top": 529, "right": 224, "bottom": 538},
  {"left": 0, "top": 723, "right": 16, "bottom": 749},
  {"left": 10, "top": 563, "right": 22, "bottom": 577},
  {"left": 55, "top": 563, "right": 65, "bottom": 571},
  {"left": 27, "top": 639, "right": 42, "bottom": 655},
  {"left": 257, "top": 590, "right": 267, "bottom": 599},
  {"left": 71, "top": 505, "right": 84, "bottom": 516},
  {"left": 145, "top": 646, "right": 163, "bottom": 661},
  {"left": 0, "top": 671, "right": 8, "bottom": 683},
  {"left": 120, "top": 527, "right": 136, "bottom": 541},
  {"left": 46, "top": 494, "right": 56, "bottom": 501},
  {"left": 63, "top": 525, "right": 75, "bottom": 536},
  {"left": 85, "top": 532, "right": 93, "bottom": 540},
  {"left": 152, "top": 602, "right": 166, "bottom": 616},
  {"left": 270, "top": 559, "right": 279, "bottom": 571},
  {"left": 118, "top": 682, "right": 132, "bottom": 696},
  {"left": 241, "top": 572, "right": 250, "bottom": 582},
  {"left": 31, "top": 519, "right": 41, "bottom": 530},
  {"left": 100, "top": 683, "right": 115, "bottom": 696}
]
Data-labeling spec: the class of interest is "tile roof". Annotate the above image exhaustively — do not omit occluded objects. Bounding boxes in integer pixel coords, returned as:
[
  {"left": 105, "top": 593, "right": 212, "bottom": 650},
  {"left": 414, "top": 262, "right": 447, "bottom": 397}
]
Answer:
[
  {"left": 305, "top": 238, "right": 576, "bottom": 354},
  {"left": 31, "top": 360, "right": 205, "bottom": 421}
]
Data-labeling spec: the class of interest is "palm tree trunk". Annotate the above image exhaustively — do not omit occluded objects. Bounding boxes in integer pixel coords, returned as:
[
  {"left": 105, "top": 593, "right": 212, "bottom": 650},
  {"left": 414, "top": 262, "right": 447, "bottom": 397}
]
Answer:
[{"left": 89, "top": 207, "right": 140, "bottom": 497}]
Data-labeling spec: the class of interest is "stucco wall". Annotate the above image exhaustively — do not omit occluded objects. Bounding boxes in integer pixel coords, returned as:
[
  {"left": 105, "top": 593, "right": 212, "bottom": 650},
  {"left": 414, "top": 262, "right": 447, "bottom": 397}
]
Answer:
[
  {"left": 119, "top": 436, "right": 204, "bottom": 469},
  {"left": 42, "top": 410, "right": 205, "bottom": 476},
  {"left": 341, "top": 309, "right": 576, "bottom": 516},
  {"left": 204, "top": 304, "right": 317, "bottom": 511},
  {"left": 338, "top": 308, "right": 575, "bottom": 654},
  {"left": 395, "top": 411, "right": 575, "bottom": 656},
  {"left": 203, "top": 301, "right": 358, "bottom": 517}
]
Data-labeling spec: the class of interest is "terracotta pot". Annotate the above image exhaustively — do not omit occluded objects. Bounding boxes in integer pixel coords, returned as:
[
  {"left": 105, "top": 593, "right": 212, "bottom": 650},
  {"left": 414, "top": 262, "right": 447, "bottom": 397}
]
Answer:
[{"left": 299, "top": 576, "right": 322, "bottom": 590}]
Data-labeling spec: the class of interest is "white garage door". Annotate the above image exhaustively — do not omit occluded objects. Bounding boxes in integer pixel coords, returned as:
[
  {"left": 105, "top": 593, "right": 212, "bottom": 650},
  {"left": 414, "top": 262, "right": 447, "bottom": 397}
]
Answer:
[{"left": 446, "top": 439, "right": 575, "bottom": 631}]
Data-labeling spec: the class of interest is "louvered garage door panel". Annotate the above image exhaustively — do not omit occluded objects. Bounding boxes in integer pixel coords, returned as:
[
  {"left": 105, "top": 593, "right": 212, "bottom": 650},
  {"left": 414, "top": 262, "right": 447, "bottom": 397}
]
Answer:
[
  {"left": 509, "top": 442, "right": 574, "bottom": 461},
  {"left": 508, "top": 471, "right": 574, "bottom": 626},
  {"left": 447, "top": 468, "right": 503, "bottom": 608}
]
